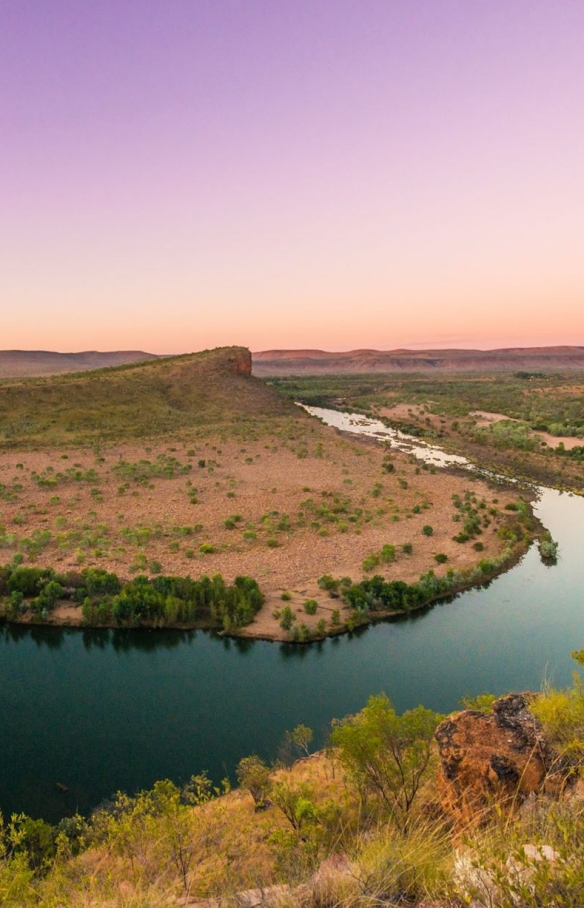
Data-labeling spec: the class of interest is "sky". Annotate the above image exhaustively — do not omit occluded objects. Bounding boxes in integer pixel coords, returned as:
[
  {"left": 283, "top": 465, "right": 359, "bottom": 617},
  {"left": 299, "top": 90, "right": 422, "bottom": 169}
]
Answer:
[{"left": 2, "top": 0, "right": 584, "bottom": 354}]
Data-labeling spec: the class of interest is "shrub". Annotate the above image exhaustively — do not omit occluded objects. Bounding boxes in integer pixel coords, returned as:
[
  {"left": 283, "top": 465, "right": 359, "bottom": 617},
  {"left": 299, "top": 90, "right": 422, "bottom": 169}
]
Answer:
[
  {"left": 453, "top": 532, "right": 470, "bottom": 544},
  {"left": 303, "top": 599, "right": 318, "bottom": 615},
  {"left": 8, "top": 567, "right": 53, "bottom": 597},
  {"left": 279, "top": 606, "right": 295, "bottom": 631},
  {"left": 539, "top": 530, "right": 559, "bottom": 564},
  {"left": 530, "top": 677, "right": 584, "bottom": 759},
  {"left": 380, "top": 544, "right": 396, "bottom": 563},
  {"left": 422, "top": 525, "right": 434, "bottom": 537},
  {"left": 236, "top": 755, "right": 271, "bottom": 810},
  {"left": 331, "top": 693, "right": 443, "bottom": 830},
  {"left": 318, "top": 574, "right": 339, "bottom": 595},
  {"left": 459, "top": 692, "right": 496, "bottom": 713}
]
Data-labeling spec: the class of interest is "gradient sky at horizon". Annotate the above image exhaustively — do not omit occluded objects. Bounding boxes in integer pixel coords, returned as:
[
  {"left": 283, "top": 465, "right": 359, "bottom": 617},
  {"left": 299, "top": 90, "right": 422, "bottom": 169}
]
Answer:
[{"left": 2, "top": 0, "right": 584, "bottom": 354}]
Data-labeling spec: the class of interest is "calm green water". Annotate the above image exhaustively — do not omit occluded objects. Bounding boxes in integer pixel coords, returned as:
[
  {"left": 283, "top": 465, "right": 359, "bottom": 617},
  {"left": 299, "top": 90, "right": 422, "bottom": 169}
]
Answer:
[{"left": 2, "top": 487, "right": 583, "bottom": 822}]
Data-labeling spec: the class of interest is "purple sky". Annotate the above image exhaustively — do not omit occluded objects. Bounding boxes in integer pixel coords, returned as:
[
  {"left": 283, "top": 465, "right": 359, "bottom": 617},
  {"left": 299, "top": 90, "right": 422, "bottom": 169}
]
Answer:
[{"left": 2, "top": 1, "right": 584, "bottom": 352}]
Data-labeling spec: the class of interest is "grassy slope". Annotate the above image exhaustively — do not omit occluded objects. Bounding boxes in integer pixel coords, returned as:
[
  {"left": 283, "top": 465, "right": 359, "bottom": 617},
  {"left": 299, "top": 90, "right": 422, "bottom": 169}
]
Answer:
[
  {"left": 10, "top": 685, "right": 584, "bottom": 908},
  {"left": 0, "top": 347, "right": 296, "bottom": 449}
]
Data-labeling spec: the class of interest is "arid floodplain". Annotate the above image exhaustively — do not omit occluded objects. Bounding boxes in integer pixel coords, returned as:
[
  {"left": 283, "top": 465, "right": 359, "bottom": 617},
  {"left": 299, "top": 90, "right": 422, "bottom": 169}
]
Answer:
[{"left": 0, "top": 347, "right": 530, "bottom": 640}]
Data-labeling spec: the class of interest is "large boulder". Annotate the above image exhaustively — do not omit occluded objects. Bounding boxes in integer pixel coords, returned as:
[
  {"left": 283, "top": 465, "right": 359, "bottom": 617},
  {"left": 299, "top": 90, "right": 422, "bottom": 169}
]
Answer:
[{"left": 435, "top": 693, "right": 571, "bottom": 826}]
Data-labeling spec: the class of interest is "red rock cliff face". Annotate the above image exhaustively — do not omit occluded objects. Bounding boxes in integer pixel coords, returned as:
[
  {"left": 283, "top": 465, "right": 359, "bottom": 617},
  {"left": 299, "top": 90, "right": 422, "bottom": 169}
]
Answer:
[
  {"left": 435, "top": 694, "right": 571, "bottom": 827},
  {"left": 227, "top": 347, "right": 252, "bottom": 376}
]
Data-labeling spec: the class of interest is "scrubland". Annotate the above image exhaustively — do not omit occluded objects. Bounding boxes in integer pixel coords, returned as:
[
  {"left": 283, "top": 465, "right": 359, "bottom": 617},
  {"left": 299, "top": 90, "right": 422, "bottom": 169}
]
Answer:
[
  {"left": 271, "top": 371, "right": 584, "bottom": 493},
  {"left": 0, "top": 350, "right": 534, "bottom": 640},
  {"left": 4, "top": 671, "right": 584, "bottom": 907},
  {"left": 0, "top": 349, "right": 579, "bottom": 906}
]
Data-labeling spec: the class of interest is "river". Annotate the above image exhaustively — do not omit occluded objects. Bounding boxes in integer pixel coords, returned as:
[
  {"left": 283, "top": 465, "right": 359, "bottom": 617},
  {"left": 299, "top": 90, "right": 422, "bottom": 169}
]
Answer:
[{"left": 2, "top": 409, "right": 583, "bottom": 822}]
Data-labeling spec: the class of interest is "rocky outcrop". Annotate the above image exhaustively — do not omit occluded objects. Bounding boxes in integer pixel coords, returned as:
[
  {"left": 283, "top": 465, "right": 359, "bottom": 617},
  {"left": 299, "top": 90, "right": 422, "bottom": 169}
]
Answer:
[
  {"left": 435, "top": 693, "right": 572, "bottom": 826},
  {"left": 227, "top": 346, "right": 252, "bottom": 376}
]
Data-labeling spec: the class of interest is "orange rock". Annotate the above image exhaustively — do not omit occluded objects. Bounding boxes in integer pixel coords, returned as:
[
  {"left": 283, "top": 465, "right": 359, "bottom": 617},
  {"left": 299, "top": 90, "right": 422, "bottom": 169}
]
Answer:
[{"left": 435, "top": 693, "right": 569, "bottom": 826}]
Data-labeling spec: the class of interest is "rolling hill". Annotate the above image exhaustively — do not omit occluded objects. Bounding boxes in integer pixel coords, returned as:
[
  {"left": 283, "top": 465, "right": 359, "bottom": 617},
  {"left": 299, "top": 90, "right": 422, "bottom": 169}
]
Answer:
[
  {"left": 0, "top": 349, "right": 159, "bottom": 378},
  {"left": 0, "top": 347, "right": 296, "bottom": 447}
]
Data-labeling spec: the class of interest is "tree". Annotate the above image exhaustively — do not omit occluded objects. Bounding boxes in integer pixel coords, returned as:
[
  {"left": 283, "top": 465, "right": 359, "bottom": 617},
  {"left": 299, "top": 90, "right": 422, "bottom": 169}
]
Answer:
[
  {"left": 278, "top": 724, "right": 314, "bottom": 768},
  {"left": 94, "top": 775, "right": 215, "bottom": 894},
  {"left": 289, "top": 724, "right": 313, "bottom": 757},
  {"left": 236, "top": 755, "right": 272, "bottom": 810},
  {"left": 330, "top": 693, "right": 442, "bottom": 830}
]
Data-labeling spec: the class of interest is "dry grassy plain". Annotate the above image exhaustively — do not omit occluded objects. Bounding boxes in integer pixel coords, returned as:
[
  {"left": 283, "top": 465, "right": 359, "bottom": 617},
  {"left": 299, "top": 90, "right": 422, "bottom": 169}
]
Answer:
[{"left": 0, "top": 407, "right": 527, "bottom": 640}]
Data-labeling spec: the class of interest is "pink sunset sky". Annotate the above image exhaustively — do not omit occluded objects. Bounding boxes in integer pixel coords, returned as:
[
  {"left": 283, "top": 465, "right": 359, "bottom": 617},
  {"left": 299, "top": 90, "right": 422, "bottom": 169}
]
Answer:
[{"left": 2, "top": 0, "right": 584, "bottom": 354}]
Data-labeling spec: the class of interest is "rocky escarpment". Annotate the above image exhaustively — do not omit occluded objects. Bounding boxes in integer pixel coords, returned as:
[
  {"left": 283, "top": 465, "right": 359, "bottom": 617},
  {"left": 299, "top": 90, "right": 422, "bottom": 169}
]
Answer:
[
  {"left": 435, "top": 693, "right": 574, "bottom": 826},
  {"left": 226, "top": 346, "right": 252, "bottom": 376}
]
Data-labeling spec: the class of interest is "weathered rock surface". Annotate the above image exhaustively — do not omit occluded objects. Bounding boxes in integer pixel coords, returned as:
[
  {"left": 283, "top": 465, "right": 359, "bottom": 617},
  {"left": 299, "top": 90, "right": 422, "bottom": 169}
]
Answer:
[
  {"left": 227, "top": 346, "right": 252, "bottom": 376},
  {"left": 435, "top": 693, "right": 571, "bottom": 826}
]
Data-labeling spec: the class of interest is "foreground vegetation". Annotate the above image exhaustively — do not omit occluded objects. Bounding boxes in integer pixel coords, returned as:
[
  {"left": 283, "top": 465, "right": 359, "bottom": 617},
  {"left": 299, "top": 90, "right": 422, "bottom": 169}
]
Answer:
[{"left": 4, "top": 655, "right": 584, "bottom": 906}]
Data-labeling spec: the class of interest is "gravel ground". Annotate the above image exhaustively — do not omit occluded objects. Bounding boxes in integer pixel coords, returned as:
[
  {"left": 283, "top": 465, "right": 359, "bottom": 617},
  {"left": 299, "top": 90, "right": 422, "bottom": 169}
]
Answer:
[{"left": 0, "top": 416, "right": 524, "bottom": 639}]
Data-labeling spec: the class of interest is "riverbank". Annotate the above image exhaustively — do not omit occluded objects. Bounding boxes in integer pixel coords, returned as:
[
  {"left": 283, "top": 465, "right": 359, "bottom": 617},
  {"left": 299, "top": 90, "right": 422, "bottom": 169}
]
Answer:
[
  {"left": 0, "top": 485, "right": 578, "bottom": 825},
  {"left": 0, "top": 405, "right": 536, "bottom": 641},
  {"left": 0, "top": 514, "right": 538, "bottom": 642}
]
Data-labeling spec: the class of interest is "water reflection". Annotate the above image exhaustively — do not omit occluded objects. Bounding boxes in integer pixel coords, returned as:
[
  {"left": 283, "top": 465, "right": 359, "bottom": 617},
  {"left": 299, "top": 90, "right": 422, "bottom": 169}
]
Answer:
[
  {"left": 13, "top": 624, "right": 67, "bottom": 649},
  {"left": 82, "top": 628, "right": 110, "bottom": 650},
  {"left": 301, "top": 405, "right": 471, "bottom": 469},
  {"left": 232, "top": 637, "right": 254, "bottom": 655}
]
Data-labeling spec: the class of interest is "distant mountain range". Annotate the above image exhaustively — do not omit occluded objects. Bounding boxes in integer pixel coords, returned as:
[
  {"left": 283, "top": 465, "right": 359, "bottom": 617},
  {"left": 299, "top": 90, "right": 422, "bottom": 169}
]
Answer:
[
  {"left": 0, "top": 349, "right": 159, "bottom": 378},
  {"left": 2, "top": 346, "right": 584, "bottom": 379},
  {"left": 252, "top": 346, "right": 584, "bottom": 374}
]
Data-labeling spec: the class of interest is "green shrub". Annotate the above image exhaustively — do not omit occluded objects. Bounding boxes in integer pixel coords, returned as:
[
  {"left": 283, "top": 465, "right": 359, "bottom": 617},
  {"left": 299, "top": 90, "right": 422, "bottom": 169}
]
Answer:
[
  {"left": 539, "top": 530, "right": 559, "bottom": 563},
  {"left": 280, "top": 605, "right": 296, "bottom": 631},
  {"left": 318, "top": 574, "right": 339, "bottom": 594},
  {"left": 331, "top": 693, "right": 443, "bottom": 830}
]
